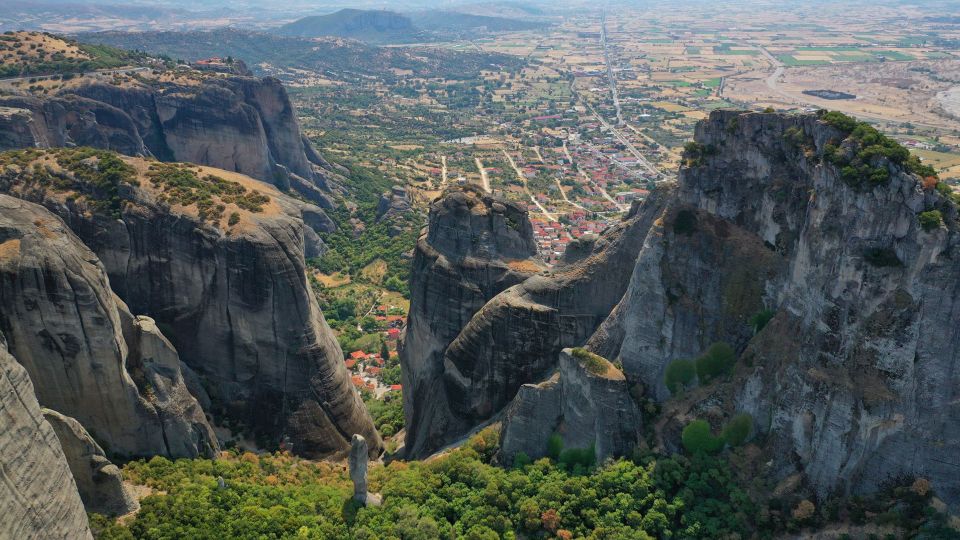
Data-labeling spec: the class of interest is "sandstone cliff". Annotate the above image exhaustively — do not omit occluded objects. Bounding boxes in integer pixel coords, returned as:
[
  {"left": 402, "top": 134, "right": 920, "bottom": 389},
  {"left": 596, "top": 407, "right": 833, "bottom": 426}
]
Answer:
[
  {"left": 0, "top": 193, "right": 217, "bottom": 459},
  {"left": 500, "top": 348, "right": 641, "bottom": 465},
  {"left": 0, "top": 334, "right": 92, "bottom": 540},
  {"left": 0, "top": 75, "right": 336, "bottom": 208},
  {"left": 591, "top": 110, "right": 960, "bottom": 506},
  {"left": 42, "top": 409, "right": 139, "bottom": 517},
  {"left": 404, "top": 110, "right": 960, "bottom": 507},
  {"left": 0, "top": 150, "right": 380, "bottom": 458},
  {"left": 402, "top": 186, "right": 665, "bottom": 458},
  {"left": 400, "top": 186, "right": 541, "bottom": 457}
]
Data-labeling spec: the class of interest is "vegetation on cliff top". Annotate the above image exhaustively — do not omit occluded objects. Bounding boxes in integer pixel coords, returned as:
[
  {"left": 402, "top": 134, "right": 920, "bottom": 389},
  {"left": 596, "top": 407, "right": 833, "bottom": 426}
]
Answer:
[
  {"left": 0, "top": 31, "right": 158, "bottom": 78},
  {"left": 817, "top": 110, "right": 938, "bottom": 185},
  {"left": 0, "top": 148, "right": 270, "bottom": 224}
]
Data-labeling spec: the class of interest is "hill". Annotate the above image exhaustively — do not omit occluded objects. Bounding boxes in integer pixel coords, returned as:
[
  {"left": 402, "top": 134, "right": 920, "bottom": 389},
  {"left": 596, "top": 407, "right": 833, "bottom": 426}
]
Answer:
[
  {"left": 276, "top": 9, "right": 425, "bottom": 44},
  {"left": 0, "top": 31, "right": 158, "bottom": 78},
  {"left": 409, "top": 10, "right": 550, "bottom": 37},
  {"left": 78, "top": 28, "right": 524, "bottom": 83}
]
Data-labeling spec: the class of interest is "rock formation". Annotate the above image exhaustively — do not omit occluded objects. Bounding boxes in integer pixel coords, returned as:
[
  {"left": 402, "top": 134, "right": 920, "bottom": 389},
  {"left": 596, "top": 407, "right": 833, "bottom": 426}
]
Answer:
[
  {"left": 376, "top": 185, "right": 412, "bottom": 223},
  {"left": 500, "top": 348, "right": 642, "bottom": 465},
  {"left": 0, "top": 75, "right": 337, "bottom": 208},
  {"left": 0, "top": 193, "right": 217, "bottom": 458},
  {"left": 349, "top": 434, "right": 381, "bottom": 506},
  {"left": 591, "top": 109, "right": 960, "bottom": 506},
  {"left": 0, "top": 151, "right": 379, "bottom": 458},
  {"left": 405, "top": 109, "right": 960, "bottom": 507},
  {"left": 402, "top": 186, "right": 665, "bottom": 458},
  {"left": 42, "top": 409, "right": 139, "bottom": 517},
  {"left": 400, "top": 185, "right": 542, "bottom": 457},
  {"left": 0, "top": 333, "right": 92, "bottom": 540}
]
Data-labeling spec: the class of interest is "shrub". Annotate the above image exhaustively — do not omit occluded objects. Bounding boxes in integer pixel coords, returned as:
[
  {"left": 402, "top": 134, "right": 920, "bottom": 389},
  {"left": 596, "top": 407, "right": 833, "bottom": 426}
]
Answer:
[
  {"left": 570, "top": 347, "right": 609, "bottom": 376},
  {"left": 664, "top": 358, "right": 696, "bottom": 394},
  {"left": 682, "top": 420, "right": 723, "bottom": 454},
  {"left": 918, "top": 210, "right": 943, "bottom": 232},
  {"left": 748, "top": 309, "right": 775, "bottom": 333},
  {"left": 673, "top": 209, "right": 698, "bottom": 235},
  {"left": 722, "top": 413, "right": 753, "bottom": 446},
  {"left": 863, "top": 247, "right": 902, "bottom": 267},
  {"left": 227, "top": 212, "right": 240, "bottom": 226},
  {"left": 547, "top": 433, "right": 563, "bottom": 461},
  {"left": 695, "top": 342, "right": 736, "bottom": 383}
]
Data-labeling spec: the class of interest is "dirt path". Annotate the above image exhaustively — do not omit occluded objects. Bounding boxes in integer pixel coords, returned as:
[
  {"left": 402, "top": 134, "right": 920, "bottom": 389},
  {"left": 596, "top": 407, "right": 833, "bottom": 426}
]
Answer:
[
  {"left": 474, "top": 157, "right": 491, "bottom": 193},
  {"left": 440, "top": 155, "right": 448, "bottom": 187},
  {"left": 501, "top": 148, "right": 556, "bottom": 220}
]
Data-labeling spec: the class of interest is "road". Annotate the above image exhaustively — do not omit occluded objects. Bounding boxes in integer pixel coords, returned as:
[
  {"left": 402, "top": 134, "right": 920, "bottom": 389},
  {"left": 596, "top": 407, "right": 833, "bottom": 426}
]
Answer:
[
  {"left": 474, "top": 157, "right": 491, "bottom": 193},
  {"left": 586, "top": 102, "right": 660, "bottom": 178},
  {"left": 600, "top": 12, "right": 624, "bottom": 126},
  {"left": 440, "top": 155, "right": 448, "bottom": 187},
  {"left": 501, "top": 148, "right": 556, "bottom": 220}
]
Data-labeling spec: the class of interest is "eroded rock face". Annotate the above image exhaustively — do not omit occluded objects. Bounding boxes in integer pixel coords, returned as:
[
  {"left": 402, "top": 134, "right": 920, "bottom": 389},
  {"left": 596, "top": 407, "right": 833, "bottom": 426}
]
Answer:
[
  {"left": 0, "top": 155, "right": 379, "bottom": 458},
  {"left": 500, "top": 349, "right": 642, "bottom": 465},
  {"left": 42, "top": 409, "right": 139, "bottom": 517},
  {"left": 0, "top": 75, "right": 336, "bottom": 208},
  {"left": 593, "top": 110, "right": 960, "bottom": 506},
  {"left": 0, "top": 194, "right": 217, "bottom": 459},
  {"left": 400, "top": 186, "right": 541, "bottom": 457},
  {"left": 403, "top": 187, "right": 665, "bottom": 458},
  {"left": 0, "top": 333, "right": 92, "bottom": 540}
]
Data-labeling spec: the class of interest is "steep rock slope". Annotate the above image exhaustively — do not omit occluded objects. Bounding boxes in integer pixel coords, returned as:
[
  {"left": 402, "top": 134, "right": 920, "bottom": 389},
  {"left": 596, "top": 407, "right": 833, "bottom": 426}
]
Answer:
[
  {"left": 592, "top": 110, "right": 960, "bottom": 505},
  {"left": 0, "top": 334, "right": 92, "bottom": 540},
  {"left": 402, "top": 187, "right": 665, "bottom": 458},
  {"left": 0, "top": 75, "right": 336, "bottom": 207},
  {"left": 42, "top": 409, "right": 139, "bottom": 516},
  {"left": 0, "top": 193, "right": 217, "bottom": 458},
  {"left": 400, "top": 186, "right": 541, "bottom": 457},
  {"left": 499, "top": 348, "right": 641, "bottom": 465},
  {"left": 0, "top": 150, "right": 379, "bottom": 457}
]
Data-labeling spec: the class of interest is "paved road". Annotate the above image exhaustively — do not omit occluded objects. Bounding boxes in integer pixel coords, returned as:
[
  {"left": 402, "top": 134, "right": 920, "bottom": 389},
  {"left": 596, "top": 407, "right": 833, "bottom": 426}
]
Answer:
[
  {"left": 586, "top": 103, "right": 660, "bottom": 178},
  {"left": 600, "top": 12, "right": 624, "bottom": 126},
  {"left": 440, "top": 155, "right": 448, "bottom": 187}
]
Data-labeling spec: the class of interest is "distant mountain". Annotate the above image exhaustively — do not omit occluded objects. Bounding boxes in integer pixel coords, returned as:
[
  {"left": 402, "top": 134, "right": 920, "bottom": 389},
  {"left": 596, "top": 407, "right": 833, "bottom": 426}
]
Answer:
[
  {"left": 409, "top": 10, "right": 549, "bottom": 35},
  {"left": 276, "top": 9, "right": 426, "bottom": 43},
  {"left": 79, "top": 28, "right": 525, "bottom": 83}
]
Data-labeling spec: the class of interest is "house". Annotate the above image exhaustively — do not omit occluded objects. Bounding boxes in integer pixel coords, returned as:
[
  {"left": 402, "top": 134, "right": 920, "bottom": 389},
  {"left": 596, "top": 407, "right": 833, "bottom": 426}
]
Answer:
[
  {"left": 389, "top": 384, "right": 402, "bottom": 392},
  {"left": 365, "top": 366, "right": 381, "bottom": 376},
  {"left": 349, "top": 350, "right": 366, "bottom": 361},
  {"left": 386, "top": 328, "right": 401, "bottom": 340},
  {"left": 344, "top": 359, "right": 357, "bottom": 370}
]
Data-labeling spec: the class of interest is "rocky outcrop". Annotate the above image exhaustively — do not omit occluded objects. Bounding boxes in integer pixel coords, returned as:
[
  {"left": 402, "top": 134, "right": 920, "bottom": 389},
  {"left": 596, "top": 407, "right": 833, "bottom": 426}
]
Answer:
[
  {"left": 349, "top": 434, "right": 381, "bottom": 506},
  {"left": 376, "top": 185, "right": 412, "bottom": 223},
  {"left": 400, "top": 185, "right": 541, "bottom": 457},
  {"left": 0, "top": 94, "right": 148, "bottom": 157},
  {"left": 0, "top": 75, "right": 336, "bottom": 208},
  {"left": 592, "top": 110, "right": 960, "bottom": 506},
  {"left": 0, "top": 194, "right": 217, "bottom": 458},
  {"left": 42, "top": 409, "right": 139, "bottom": 517},
  {"left": 500, "top": 348, "right": 642, "bottom": 465},
  {"left": 0, "top": 333, "right": 93, "bottom": 540},
  {"left": 0, "top": 152, "right": 379, "bottom": 458},
  {"left": 403, "top": 187, "right": 665, "bottom": 458}
]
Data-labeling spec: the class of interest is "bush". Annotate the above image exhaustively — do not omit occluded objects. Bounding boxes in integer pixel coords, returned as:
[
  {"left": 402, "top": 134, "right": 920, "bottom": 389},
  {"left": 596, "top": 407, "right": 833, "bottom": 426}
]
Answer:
[
  {"left": 682, "top": 420, "right": 724, "bottom": 454},
  {"left": 695, "top": 342, "right": 736, "bottom": 383},
  {"left": 722, "top": 413, "right": 753, "bottom": 446},
  {"left": 664, "top": 358, "right": 696, "bottom": 394},
  {"left": 547, "top": 433, "right": 563, "bottom": 461},
  {"left": 570, "top": 348, "right": 609, "bottom": 376},
  {"left": 918, "top": 210, "right": 943, "bottom": 232},
  {"left": 748, "top": 309, "right": 775, "bottom": 333},
  {"left": 673, "top": 209, "right": 698, "bottom": 235}
]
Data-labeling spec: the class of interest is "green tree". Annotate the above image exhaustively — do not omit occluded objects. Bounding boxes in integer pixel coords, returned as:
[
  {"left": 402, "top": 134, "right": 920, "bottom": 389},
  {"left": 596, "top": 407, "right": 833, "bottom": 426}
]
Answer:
[
  {"left": 695, "top": 342, "right": 736, "bottom": 383},
  {"left": 665, "top": 359, "right": 696, "bottom": 394},
  {"left": 682, "top": 420, "right": 723, "bottom": 454},
  {"left": 722, "top": 413, "right": 753, "bottom": 446}
]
